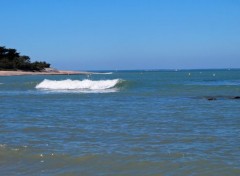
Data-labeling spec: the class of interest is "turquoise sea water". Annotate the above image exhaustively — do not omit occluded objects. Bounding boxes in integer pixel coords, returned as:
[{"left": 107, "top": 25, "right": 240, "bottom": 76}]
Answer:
[{"left": 0, "top": 70, "right": 240, "bottom": 175}]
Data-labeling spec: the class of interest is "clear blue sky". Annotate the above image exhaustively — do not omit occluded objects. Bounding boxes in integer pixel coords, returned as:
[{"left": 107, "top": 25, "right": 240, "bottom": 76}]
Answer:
[{"left": 1, "top": 0, "right": 240, "bottom": 70}]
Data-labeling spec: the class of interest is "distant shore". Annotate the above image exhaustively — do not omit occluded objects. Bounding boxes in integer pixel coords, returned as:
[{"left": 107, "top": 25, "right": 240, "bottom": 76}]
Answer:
[{"left": 0, "top": 70, "right": 92, "bottom": 76}]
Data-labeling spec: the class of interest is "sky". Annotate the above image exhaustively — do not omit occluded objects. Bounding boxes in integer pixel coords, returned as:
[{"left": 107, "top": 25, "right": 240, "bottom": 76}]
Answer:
[{"left": 1, "top": 0, "right": 240, "bottom": 70}]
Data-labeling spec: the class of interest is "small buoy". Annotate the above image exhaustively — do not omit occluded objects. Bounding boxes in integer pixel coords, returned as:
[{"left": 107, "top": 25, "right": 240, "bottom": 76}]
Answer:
[
  {"left": 40, "top": 154, "right": 43, "bottom": 157},
  {"left": 213, "top": 73, "right": 216, "bottom": 77},
  {"left": 188, "top": 73, "right": 191, "bottom": 76}
]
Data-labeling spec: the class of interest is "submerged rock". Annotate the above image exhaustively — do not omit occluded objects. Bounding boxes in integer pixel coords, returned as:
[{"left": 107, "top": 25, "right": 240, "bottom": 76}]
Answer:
[
  {"left": 204, "top": 96, "right": 240, "bottom": 101},
  {"left": 232, "top": 96, "right": 240, "bottom": 99},
  {"left": 207, "top": 97, "right": 217, "bottom": 101}
]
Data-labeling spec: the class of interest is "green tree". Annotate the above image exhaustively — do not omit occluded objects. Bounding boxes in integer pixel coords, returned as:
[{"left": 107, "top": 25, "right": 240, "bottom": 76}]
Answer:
[{"left": 0, "top": 46, "right": 50, "bottom": 71}]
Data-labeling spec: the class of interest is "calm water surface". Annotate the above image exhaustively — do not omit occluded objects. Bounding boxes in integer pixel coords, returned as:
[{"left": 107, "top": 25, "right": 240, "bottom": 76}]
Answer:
[{"left": 0, "top": 70, "right": 240, "bottom": 175}]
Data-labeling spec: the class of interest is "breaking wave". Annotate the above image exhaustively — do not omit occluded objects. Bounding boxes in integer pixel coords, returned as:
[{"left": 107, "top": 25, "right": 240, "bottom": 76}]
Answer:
[
  {"left": 92, "top": 72, "right": 113, "bottom": 75},
  {"left": 35, "top": 79, "right": 123, "bottom": 93}
]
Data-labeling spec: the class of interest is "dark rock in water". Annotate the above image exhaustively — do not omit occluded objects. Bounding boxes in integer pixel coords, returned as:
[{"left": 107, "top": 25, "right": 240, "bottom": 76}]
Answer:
[
  {"left": 232, "top": 96, "right": 240, "bottom": 99},
  {"left": 207, "top": 97, "right": 217, "bottom": 101},
  {"left": 202, "top": 96, "right": 240, "bottom": 101}
]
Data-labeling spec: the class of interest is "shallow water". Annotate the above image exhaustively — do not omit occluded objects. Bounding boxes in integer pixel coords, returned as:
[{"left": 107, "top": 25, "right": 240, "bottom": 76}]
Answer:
[{"left": 0, "top": 70, "right": 240, "bottom": 175}]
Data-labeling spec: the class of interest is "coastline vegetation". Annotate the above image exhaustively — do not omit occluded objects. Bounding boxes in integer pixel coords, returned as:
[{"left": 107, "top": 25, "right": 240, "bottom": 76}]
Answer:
[{"left": 0, "top": 46, "right": 50, "bottom": 71}]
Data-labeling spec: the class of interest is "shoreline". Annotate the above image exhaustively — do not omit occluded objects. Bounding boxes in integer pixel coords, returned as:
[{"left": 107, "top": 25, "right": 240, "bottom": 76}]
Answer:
[{"left": 0, "top": 70, "right": 92, "bottom": 76}]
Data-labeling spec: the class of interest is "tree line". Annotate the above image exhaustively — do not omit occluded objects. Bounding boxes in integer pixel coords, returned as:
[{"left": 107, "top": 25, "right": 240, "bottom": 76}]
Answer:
[{"left": 0, "top": 46, "right": 50, "bottom": 71}]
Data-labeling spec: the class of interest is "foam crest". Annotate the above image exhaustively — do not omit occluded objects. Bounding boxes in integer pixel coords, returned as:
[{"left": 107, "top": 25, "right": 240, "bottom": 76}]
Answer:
[
  {"left": 92, "top": 72, "right": 113, "bottom": 75},
  {"left": 36, "top": 79, "right": 122, "bottom": 91}
]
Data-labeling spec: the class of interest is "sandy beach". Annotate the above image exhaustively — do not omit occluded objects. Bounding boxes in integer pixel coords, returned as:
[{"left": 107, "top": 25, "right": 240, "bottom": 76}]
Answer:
[{"left": 0, "top": 70, "right": 92, "bottom": 76}]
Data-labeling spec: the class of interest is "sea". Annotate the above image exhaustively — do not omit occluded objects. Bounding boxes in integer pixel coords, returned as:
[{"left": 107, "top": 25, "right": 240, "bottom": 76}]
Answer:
[{"left": 0, "top": 69, "right": 239, "bottom": 176}]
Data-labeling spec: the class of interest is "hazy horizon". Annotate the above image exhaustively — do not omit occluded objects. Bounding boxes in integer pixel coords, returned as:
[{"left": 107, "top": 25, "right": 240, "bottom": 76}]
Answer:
[{"left": 78, "top": 68, "right": 240, "bottom": 72}]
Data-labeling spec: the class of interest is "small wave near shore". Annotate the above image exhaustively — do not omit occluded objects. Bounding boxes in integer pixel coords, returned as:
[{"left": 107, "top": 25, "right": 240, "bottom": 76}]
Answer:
[
  {"left": 35, "top": 79, "right": 123, "bottom": 92},
  {"left": 91, "top": 72, "right": 113, "bottom": 75}
]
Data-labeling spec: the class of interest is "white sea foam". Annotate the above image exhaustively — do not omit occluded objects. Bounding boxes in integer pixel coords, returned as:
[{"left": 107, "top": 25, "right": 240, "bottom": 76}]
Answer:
[
  {"left": 36, "top": 79, "right": 122, "bottom": 92},
  {"left": 92, "top": 72, "right": 113, "bottom": 75}
]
